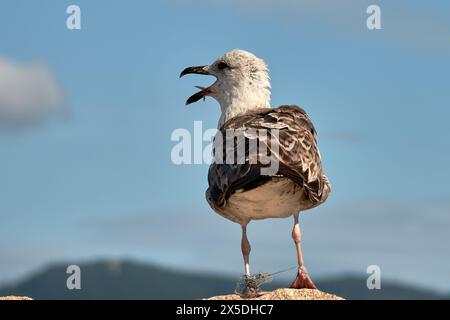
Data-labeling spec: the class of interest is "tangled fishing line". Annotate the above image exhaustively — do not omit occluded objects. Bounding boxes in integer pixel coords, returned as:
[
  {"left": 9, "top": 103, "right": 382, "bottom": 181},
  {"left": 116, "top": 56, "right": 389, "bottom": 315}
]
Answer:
[{"left": 235, "top": 265, "right": 297, "bottom": 297}]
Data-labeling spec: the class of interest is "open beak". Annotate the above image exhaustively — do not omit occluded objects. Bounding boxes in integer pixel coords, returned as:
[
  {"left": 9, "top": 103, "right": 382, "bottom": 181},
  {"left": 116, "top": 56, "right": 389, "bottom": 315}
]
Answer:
[{"left": 179, "top": 65, "right": 213, "bottom": 105}]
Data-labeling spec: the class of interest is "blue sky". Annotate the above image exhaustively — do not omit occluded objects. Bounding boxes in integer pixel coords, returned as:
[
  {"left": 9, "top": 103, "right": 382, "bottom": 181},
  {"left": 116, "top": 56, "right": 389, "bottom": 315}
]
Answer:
[{"left": 1, "top": 0, "right": 450, "bottom": 292}]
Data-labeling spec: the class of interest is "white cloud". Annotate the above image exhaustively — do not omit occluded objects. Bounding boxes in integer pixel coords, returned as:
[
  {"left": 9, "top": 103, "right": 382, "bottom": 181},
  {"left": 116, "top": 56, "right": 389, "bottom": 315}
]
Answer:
[{"left": 0, "top": 57, "right": 66, "bottom": 127}]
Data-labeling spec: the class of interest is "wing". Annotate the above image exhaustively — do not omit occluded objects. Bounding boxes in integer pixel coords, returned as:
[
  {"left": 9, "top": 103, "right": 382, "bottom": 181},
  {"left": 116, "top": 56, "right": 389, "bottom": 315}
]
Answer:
[{"left": 207, "top": 105, "right": 331, "bottom": 211}]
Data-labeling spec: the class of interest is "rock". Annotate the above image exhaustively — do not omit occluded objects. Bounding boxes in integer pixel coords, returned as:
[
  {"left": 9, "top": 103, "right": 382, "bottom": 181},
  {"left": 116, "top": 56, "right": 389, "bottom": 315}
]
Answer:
[
  {"left": 0, "top": 296, "right": 33, "bottom": 300},
  {"left": 206, "top": 288, "right": 344, "bottom": 300}
]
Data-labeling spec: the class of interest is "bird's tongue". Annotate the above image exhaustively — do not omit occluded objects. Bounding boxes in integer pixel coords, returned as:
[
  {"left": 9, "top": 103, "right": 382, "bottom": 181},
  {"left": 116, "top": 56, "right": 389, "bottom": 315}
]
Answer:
[{"left": 186, "top": 86, "right": 211, "bottom": 105}]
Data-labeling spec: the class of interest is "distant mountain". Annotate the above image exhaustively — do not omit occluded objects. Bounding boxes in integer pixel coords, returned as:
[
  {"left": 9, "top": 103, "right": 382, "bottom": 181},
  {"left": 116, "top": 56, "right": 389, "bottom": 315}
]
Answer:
[{"left": 0, "top": 260, "right": 447, "bottom": 300}]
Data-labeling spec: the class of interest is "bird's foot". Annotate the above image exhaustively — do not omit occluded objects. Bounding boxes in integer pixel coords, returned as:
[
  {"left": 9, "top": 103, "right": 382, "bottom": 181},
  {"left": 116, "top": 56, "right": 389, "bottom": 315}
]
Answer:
[
  {"left": 236, "top": 273, "right": 272, "bottom": 299},
  {"left": 289, "top": 266, "right": 317, "bottom": 289}
]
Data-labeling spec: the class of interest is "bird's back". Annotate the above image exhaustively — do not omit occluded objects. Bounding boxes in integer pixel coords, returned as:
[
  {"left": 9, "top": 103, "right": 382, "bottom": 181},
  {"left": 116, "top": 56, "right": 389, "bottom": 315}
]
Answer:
[{"left": 206, "top": 105, "right": 331, "bottom": 224}]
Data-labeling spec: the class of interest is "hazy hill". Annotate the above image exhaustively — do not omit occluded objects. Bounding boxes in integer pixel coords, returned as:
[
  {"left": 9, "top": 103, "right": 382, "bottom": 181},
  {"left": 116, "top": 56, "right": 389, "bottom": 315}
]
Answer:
[{"left": 0, "top": 260, "right": 447, "bottom": 300}]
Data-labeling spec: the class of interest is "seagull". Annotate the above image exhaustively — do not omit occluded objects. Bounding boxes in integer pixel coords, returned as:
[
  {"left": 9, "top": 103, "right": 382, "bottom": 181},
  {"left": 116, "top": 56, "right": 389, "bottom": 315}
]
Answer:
[{"left": 180, "top": 49, "right": 331, "bottom": 296}]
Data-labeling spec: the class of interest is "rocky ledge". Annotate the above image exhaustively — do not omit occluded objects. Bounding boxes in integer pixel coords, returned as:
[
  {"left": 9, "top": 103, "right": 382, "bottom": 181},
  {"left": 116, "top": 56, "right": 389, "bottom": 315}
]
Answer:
[
  {"left": 207, "top": 288, "right": 344, "bottom": 300},
  {"left": 0, "top": 296, "right": 33, "bottom": 300}
]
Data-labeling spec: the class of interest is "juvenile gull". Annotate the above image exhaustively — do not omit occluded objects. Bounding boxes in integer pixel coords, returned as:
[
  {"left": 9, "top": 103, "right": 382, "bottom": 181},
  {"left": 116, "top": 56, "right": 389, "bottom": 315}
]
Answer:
[{"left": 180, "top": 49, "right": 331, "bottom": 296}]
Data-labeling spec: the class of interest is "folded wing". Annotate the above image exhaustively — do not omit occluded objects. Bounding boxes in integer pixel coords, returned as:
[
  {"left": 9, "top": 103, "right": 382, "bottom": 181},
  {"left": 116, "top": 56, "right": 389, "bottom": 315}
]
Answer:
[{"left": 207, "top": 105, "right": 331, "bottom": 210}]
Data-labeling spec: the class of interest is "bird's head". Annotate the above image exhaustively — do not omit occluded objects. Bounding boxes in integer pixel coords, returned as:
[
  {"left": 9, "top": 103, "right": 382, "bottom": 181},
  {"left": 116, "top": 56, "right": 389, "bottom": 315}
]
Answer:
[{"left": 180, "top": 49, "right": 271, "bottom": 126}]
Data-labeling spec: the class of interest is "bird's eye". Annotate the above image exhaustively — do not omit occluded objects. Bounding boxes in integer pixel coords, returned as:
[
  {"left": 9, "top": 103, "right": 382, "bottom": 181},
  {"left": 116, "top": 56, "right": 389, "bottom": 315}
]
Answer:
[{"left": 217, "top": 62, "right": 229, "bottom": 70}]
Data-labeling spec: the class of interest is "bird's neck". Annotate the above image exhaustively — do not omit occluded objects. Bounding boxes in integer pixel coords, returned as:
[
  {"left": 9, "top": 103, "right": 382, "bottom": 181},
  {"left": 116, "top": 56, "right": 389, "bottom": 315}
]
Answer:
[{"left": 217, "top": 86, "right": 271, "bottom": 128}]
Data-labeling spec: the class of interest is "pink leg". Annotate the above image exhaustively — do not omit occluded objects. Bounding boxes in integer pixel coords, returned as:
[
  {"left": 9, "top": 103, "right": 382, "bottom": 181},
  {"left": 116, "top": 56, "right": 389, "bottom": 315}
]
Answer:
[
  {"left": 240, "top": 225, "right": 255, "bottom": 298},
  {"left": 289, "top": 212, "right": 317, "bottom": 289},
  {"left": 240, "top": 225, "right": 270, "bottom": 298},
  {"left": 241, "top": 224, "right": 251, "bottom": 276}
]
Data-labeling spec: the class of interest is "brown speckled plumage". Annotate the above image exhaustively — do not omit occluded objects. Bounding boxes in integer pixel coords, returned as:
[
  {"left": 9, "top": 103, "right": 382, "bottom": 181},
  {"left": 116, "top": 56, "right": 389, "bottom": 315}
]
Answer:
[{"left": 206, "top": 105, "right": 331, "bottom": 221}]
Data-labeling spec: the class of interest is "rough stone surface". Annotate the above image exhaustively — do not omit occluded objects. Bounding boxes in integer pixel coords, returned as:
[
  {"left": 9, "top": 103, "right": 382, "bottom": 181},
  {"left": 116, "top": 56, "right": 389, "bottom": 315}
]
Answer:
[
  {"left": 0, "top": 296, "right": 33, "bottom": 300},
  {"left": 207, "top": 288, "right": 344, "bottom": 300}
]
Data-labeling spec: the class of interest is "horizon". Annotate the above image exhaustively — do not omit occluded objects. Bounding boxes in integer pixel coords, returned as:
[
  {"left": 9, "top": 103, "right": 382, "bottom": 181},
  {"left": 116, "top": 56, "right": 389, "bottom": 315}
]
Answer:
[{"left": 2, "top": 257, "right": 448, "bottom": 298}]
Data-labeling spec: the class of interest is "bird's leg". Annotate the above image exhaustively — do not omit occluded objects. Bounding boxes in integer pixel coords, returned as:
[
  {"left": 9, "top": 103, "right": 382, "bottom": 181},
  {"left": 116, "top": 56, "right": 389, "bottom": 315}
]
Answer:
[
  {"left": 239, "top": 224, "right": 270, "bottom": 298},
  {"left": 289, "top": 212, "right": 317, "bottom": 289},
  {"left": 241, "top": 224, "right": 251, "bottom": 276},
  {"left": 240, "top": 224, "right": 256, "bottom": 298}
]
